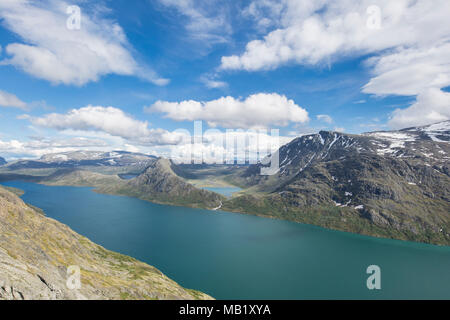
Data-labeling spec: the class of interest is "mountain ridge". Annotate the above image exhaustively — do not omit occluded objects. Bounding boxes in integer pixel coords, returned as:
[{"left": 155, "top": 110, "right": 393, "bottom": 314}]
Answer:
[
  {"left": 100, "top": 158, "right": 225, "bottom": 209},
  {"left": 1, "top": 121, "right": 448, "bottom": 245},
  {"left": 2, "top": 151, "right": 156, "bottom": 171},
  {"left": 222, "top": 121, "right": 450, "bottom": 245}
]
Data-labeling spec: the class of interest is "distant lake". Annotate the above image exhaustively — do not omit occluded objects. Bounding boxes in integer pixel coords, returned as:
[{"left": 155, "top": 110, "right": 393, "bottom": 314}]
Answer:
[
  {"left": 203, "top": 186, "right": 242, "bottom": 197},
  {"left": 3, "top": 181, "right": 450, "bottom": 299},
  {"left": 118, "top": 174, "right": 138, "bottom": 180}
]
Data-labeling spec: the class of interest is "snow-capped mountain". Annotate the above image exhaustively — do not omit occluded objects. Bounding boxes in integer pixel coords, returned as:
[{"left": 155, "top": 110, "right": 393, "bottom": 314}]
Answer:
[
  {"left": 364, "top": 120, "right": 450, "bottom": 159},
  {"left": 226, "top": 121, "right": 449, "bottom": 245},
  {"left": 4, "top": 151, "right": 156, "bottom": 170},
  {"left": 241, "top": 121, "right": 449, "bottom": 189}
]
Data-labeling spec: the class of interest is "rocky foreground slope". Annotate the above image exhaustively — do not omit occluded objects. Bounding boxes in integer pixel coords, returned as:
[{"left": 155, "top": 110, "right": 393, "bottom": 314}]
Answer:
[{"left": 0, "top": 186, "right": 212, "bottom": 300}]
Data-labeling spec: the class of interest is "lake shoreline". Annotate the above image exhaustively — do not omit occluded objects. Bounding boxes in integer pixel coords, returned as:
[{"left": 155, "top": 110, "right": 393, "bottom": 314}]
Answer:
[{"left": 2, "top": 180, "right": 449, "bottom": 299}]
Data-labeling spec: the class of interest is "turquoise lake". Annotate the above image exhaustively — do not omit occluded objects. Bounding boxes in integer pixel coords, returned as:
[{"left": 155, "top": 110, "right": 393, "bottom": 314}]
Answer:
[
  {"left": 203, "top": 186, "right": 242, "bottom": 197},
  {"left": 3, "top": 181, "right": 450, "bottom": 299}
]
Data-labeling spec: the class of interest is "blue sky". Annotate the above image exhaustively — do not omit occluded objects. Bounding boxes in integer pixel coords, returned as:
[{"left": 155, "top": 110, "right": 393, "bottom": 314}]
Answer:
[{"left": 0, "top": 0, "right": 449, "bottom": 159}]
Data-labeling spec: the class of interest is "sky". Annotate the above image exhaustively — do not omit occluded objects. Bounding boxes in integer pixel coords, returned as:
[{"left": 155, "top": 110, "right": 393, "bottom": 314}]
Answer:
[{"left": 0, "top": 0, "right": 449, "bottom": 160}]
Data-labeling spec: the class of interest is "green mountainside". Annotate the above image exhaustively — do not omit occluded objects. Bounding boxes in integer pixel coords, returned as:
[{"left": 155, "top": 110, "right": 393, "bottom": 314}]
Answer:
[
  {"left": 100, "top": 158, "right": 224, "bottom": 208},
  {"left": 0, "top": 185, "right": 212, "bottom": 300},
  {"left": 29, "top": 158, "right": 224, "bottom": 209}
]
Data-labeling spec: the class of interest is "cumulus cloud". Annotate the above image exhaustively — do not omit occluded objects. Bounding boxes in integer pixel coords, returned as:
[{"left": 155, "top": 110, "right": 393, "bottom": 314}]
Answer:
[
  {"left": 147, "top": 93, "right": 309, "bottom": 129},
  {"left": 362, "top": 42, "right": 450, "bottom": 127},
  {"left": 0, "top": 136, "right": 107, "bottom": 159},
  {"left": 388, "top": 89, "right": 450, "bottom": 129},
  {"left": 242, "top": 0, "right": 286, "bottom": 32},
  {"left": 222, "top": 0, "right": 450, "bottom": 71},
  {"left": 0, "top": 0, "right": 167, "bottom": 86},
  {"left": 27, "top": 105, "right": 185, "bottom": 146},
  {"left": 156, "top": 129, "right": 294, "bottom": 164},
  {"left": 0, "top": 90, "right": 27, "bottom": 109},
  {"left": 221, "top": 0, "right": 450, "bottom": 128}
]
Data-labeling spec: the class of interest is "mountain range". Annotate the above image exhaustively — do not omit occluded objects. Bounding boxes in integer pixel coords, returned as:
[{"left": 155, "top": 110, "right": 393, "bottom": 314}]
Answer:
[
  {"left": 1, "top": 120, "right": 449, "bottom": 300},
  {"left": 2, "top": 151, "right": 156, "bottom": 171},
  {"left": 222, "top": 121, "right": 449, "bottom": 244},
  {"left": 1, "top": 121, "right": 449, "bottom": 246}
]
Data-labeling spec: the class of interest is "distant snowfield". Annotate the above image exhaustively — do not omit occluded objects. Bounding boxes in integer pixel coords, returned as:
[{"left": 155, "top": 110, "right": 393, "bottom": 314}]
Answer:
[{"left": 363, "top": 120, "right": 449, "bottom": 156}]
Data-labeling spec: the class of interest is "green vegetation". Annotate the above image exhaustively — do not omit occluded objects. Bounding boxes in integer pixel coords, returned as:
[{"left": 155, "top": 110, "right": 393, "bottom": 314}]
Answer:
[{"left": 0, "top": 185, "right": 213, "bottom": 300}]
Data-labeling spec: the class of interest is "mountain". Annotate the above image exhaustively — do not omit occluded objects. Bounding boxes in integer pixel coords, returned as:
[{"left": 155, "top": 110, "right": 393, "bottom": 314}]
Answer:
[
  {"left": 0, "top": 157, "right": 224, "bottom": 210},
  {"left": 223, "top": 121, "right": 450, "bottom": 245},
  {"left": 41, "top": 168, "right": 123, "bottom": 187},
  {"left": 0, "top": 157, "right": 6, "bottom": 166},
  {"left": 3, "top": 151, "right": 156, "bottom": 171},
  {"left": 1, "top": 122, "right": 448, "bottom": 245},
  {"left": 102, "top": 158, "right": 224, "bottom": 209},
  {"left": 0, "top": 185, "right": 212, "bottom": 300}
]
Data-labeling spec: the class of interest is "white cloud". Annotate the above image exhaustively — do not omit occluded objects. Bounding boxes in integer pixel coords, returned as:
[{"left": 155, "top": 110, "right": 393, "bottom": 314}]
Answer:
[
  {"left": 200, "top": 74, "right": 228, "bottom": 89},
  {"left": 27, "top": 105, "right": 185, "bottom": 146},
  {"left": 221, "top": 0, "right": 450, "bottom": 128},
  {"left": 158, "top": 0, "right": 231, "bottom": 44},
  {"left": 242, "top": 0, "right": 286, "bottom": 32},
  {"left": 5, "top": 110, "right": 297, "bottom": 162},
  {"left": 363, "top": 43, "right": 450, "bottom": 96},
  {"left": 147, "top": 93, "right": 309, "bottom": 129},
  {"left": 0, "top": 136, "right": 107, "bottom": 159},
  {"left": 388, "top": 89, "right": 450, "bottom": 129},
  {"left": 316, "top": 114, "right": 333, "bottom": 124},
  {"left": 157, "top": 129, "right": 294, "bottom": 164},
  {"left": 221, "top": 0, "right": 450, "bottom": 71},
  {"left": 361, "top": 42, "right": 450, "bottom": 128},
  {"left": 0, "top": 90, "right": 27, "bottom": 109},
  {"left": 0, "top": 0, "right": 167, "bottom": 86}
]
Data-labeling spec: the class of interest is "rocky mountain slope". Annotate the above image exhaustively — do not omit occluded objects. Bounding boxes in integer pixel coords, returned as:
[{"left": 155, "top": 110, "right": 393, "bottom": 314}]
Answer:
[
  {"left": 101, "top": 158, "right": 224, "bottom": 209},
  {"left": 0, "top": 157, "right": 224, "bottom": 210},
  {"left": 223, "top": 121, "right": 450, "bottom": 245},
  {"left": 3, "top": 151, "right": 155, "bottom": 171},
  {"left": 0, "top": 186, "right": 212, "bottom": 300},
  {"left": 1, "top": 122, "right": 448, "bottom": 245}
]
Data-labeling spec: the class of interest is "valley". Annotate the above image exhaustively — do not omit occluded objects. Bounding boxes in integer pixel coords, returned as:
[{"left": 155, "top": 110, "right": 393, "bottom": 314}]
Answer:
[{"left": 1, "top": 121, "right": 448, "bottom": 245}]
